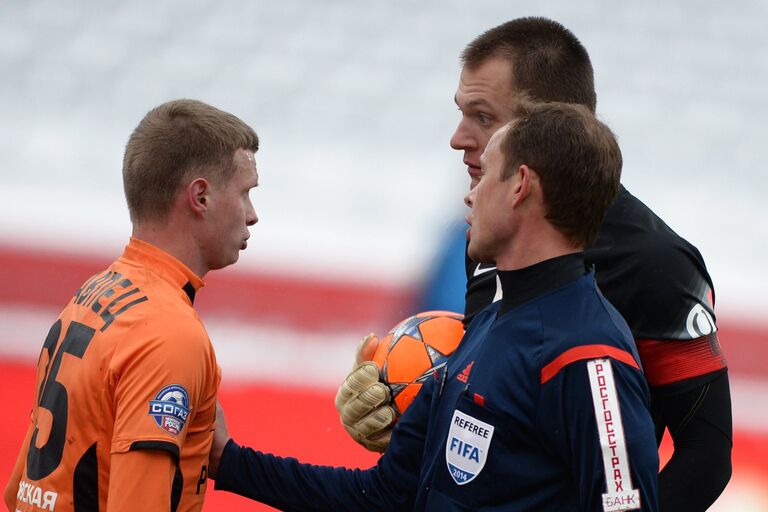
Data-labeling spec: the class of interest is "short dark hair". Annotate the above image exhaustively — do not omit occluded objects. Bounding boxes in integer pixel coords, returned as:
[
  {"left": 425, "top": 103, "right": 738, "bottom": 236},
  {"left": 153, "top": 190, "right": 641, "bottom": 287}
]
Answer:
[
  {"left": 501, "top": 101, "right": 621, "bottom": 246},
  {"left": 122, "top": 99, "right": 259, "bottom": 223},
  {"left": 461, "top": 17, "right": 597, "bottom": 113}
]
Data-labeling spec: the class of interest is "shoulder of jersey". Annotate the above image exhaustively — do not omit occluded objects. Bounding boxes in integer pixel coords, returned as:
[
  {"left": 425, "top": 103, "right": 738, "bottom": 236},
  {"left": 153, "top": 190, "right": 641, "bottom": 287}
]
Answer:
[
  {"left": 544, "top": 280, "right": 636, "bottom": 354},
  {"left": 607, "top": 189, "right": 699, "bottom": 249}
]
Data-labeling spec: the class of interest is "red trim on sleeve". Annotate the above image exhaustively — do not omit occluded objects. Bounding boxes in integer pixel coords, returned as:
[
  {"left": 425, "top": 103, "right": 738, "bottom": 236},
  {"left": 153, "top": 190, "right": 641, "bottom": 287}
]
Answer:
[
  {"left": 635, "top": 333, "right": 727, "bottom": 386},
  {"left": 540, "top": 344, "right": 640, "bottom": 384}
]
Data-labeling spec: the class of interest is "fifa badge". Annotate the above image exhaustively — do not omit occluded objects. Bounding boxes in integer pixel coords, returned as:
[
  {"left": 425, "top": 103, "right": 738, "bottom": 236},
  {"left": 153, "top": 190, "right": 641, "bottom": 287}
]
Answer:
[{"left": 445, "top": 409, "right": 494, "bottom": 485}]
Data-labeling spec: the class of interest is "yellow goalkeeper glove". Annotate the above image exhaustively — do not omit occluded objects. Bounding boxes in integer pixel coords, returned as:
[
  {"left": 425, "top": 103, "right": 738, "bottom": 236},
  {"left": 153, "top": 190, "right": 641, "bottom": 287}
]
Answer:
[{"left": 334, "top": 334, "right": 397, "bottom": 452}]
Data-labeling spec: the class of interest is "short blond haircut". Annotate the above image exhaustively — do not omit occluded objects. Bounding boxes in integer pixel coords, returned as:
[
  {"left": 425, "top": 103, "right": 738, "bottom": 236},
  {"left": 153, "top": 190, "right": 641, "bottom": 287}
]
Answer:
[{"left": 122, "top": 99, "right": 259, "bottom": 223}]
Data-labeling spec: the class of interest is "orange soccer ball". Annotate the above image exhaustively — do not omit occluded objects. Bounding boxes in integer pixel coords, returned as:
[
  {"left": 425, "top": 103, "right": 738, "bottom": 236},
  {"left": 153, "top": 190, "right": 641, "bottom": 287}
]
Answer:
[{"left": 372, "top": 310, "right": 464, "bottom": 416}]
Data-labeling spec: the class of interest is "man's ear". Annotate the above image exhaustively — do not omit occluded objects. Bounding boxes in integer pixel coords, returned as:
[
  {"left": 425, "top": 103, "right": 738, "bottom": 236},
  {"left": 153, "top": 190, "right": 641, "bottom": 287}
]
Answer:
[
  {"left": 510, "top": 164, "right": 534, "bottom": 208},
  {"left": 187, "top": 178, "right": 210, "bottom": 217}
]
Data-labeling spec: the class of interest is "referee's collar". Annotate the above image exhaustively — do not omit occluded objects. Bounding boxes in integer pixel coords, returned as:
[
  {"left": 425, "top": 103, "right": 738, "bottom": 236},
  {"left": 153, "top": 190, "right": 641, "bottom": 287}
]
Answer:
[{"left": 498, "top": 253, "right": 587, "bottom": 316}]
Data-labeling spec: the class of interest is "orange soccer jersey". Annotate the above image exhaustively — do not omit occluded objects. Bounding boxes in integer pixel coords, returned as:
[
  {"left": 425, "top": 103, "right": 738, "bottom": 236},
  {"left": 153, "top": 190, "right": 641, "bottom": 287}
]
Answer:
[{"left": 6, "top": 238, "right": 220, "bottom": 512}]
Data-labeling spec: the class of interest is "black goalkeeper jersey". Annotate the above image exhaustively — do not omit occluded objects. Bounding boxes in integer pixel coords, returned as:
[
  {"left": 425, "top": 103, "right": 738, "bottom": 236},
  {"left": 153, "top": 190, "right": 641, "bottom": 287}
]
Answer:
[{"left": 464, "top": 186, "right": 727, "bottom": 387}]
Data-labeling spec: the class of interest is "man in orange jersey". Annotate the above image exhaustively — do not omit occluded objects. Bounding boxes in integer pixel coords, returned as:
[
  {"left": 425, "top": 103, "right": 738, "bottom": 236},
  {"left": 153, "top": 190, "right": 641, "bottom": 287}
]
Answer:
[{"left": 4, "top": 99, "right": 260, "bottom": 512}]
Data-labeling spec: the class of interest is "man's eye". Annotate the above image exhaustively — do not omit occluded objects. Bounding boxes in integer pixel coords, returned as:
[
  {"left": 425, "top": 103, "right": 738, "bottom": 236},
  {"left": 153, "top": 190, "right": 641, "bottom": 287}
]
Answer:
[{"left": 477, "top": 113, "right": 492, "bottom": 125}]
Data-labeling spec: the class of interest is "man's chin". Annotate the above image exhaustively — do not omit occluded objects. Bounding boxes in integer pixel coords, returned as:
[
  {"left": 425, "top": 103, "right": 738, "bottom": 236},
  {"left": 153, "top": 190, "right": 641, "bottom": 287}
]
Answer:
[
  {"left": 210, "top": 253, "right": 240, "bottom": 272},
  {"left": 467, "top": 243, "right": 480, "bottom": 262},
  {"left": 467, "top": 243, "right": 495, "bottom": 265}
]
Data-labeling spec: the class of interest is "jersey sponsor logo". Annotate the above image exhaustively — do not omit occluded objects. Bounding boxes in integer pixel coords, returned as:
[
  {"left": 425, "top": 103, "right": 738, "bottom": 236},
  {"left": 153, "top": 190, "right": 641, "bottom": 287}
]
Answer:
[
  {"left": 445, "top": 409, "right": 494, "bottom": 485},
  {"left": 149, "top": 384, "right": 190, "bottom": 436},
  {"left": 16, "top": 480, "right": 58, "bottom": 511},
  {"left": 472, "top": 263, "right": 496, "bottom": 277},
  {"left": 473, "top": 264, "right": 503, "bottom": 303},
  {"left": 587, "top": 359, "right": 641, "bottom": 512},
  {"left": 685, "top": 303, "right": 716, "bottom": 338},
  {"left": 456, "top": 361, "right": 474, "bottom": 383}
]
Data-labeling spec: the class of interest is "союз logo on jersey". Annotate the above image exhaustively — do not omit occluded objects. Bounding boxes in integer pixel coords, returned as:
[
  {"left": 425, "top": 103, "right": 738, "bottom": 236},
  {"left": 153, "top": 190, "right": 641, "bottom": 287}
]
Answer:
[{"left": 149, "top": 384, "right": 190, "bottom": 435}]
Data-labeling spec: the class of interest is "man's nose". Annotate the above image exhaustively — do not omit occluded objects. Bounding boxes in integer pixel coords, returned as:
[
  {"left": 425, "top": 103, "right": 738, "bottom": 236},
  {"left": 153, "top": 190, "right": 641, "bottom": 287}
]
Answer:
[
  {"left": 450, "top": 119, "right": 475, "bottom": 151},
  {"left": 464, "top": 188, "right": 474, "bottom": 208}
]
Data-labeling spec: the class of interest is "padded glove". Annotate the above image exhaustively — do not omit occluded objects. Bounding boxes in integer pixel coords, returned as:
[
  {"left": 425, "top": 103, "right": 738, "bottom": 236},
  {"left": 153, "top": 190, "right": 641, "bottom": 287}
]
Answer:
[{"left": 334, "top": 334, "right": 397, "bottom": 452}]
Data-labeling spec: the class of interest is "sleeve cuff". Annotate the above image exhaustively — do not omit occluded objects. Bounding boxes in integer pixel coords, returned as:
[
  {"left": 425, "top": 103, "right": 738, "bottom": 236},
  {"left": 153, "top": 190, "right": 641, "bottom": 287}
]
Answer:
[
  {"left": 213, "top": 438, "right": 240, "bottom": 491},
  {"left": 129, "top": 440, "right": 180, "bottom": 462}
]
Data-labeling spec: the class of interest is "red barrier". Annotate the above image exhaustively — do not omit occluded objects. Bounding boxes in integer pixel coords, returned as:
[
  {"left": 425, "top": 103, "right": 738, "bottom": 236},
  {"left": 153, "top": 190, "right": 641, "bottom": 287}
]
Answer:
[{"left": 2, "top": 360, "right": 767, "bottom": 511}]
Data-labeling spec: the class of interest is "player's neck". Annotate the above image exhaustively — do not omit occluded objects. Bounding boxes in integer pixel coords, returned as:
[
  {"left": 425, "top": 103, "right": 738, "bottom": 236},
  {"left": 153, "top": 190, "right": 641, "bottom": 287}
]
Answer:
[
  {"left": 495, "top": 224, "right": 582, "bottom": 271},
  {"left": 131, "top": 222, "right": 208, "bottom": 278}
]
